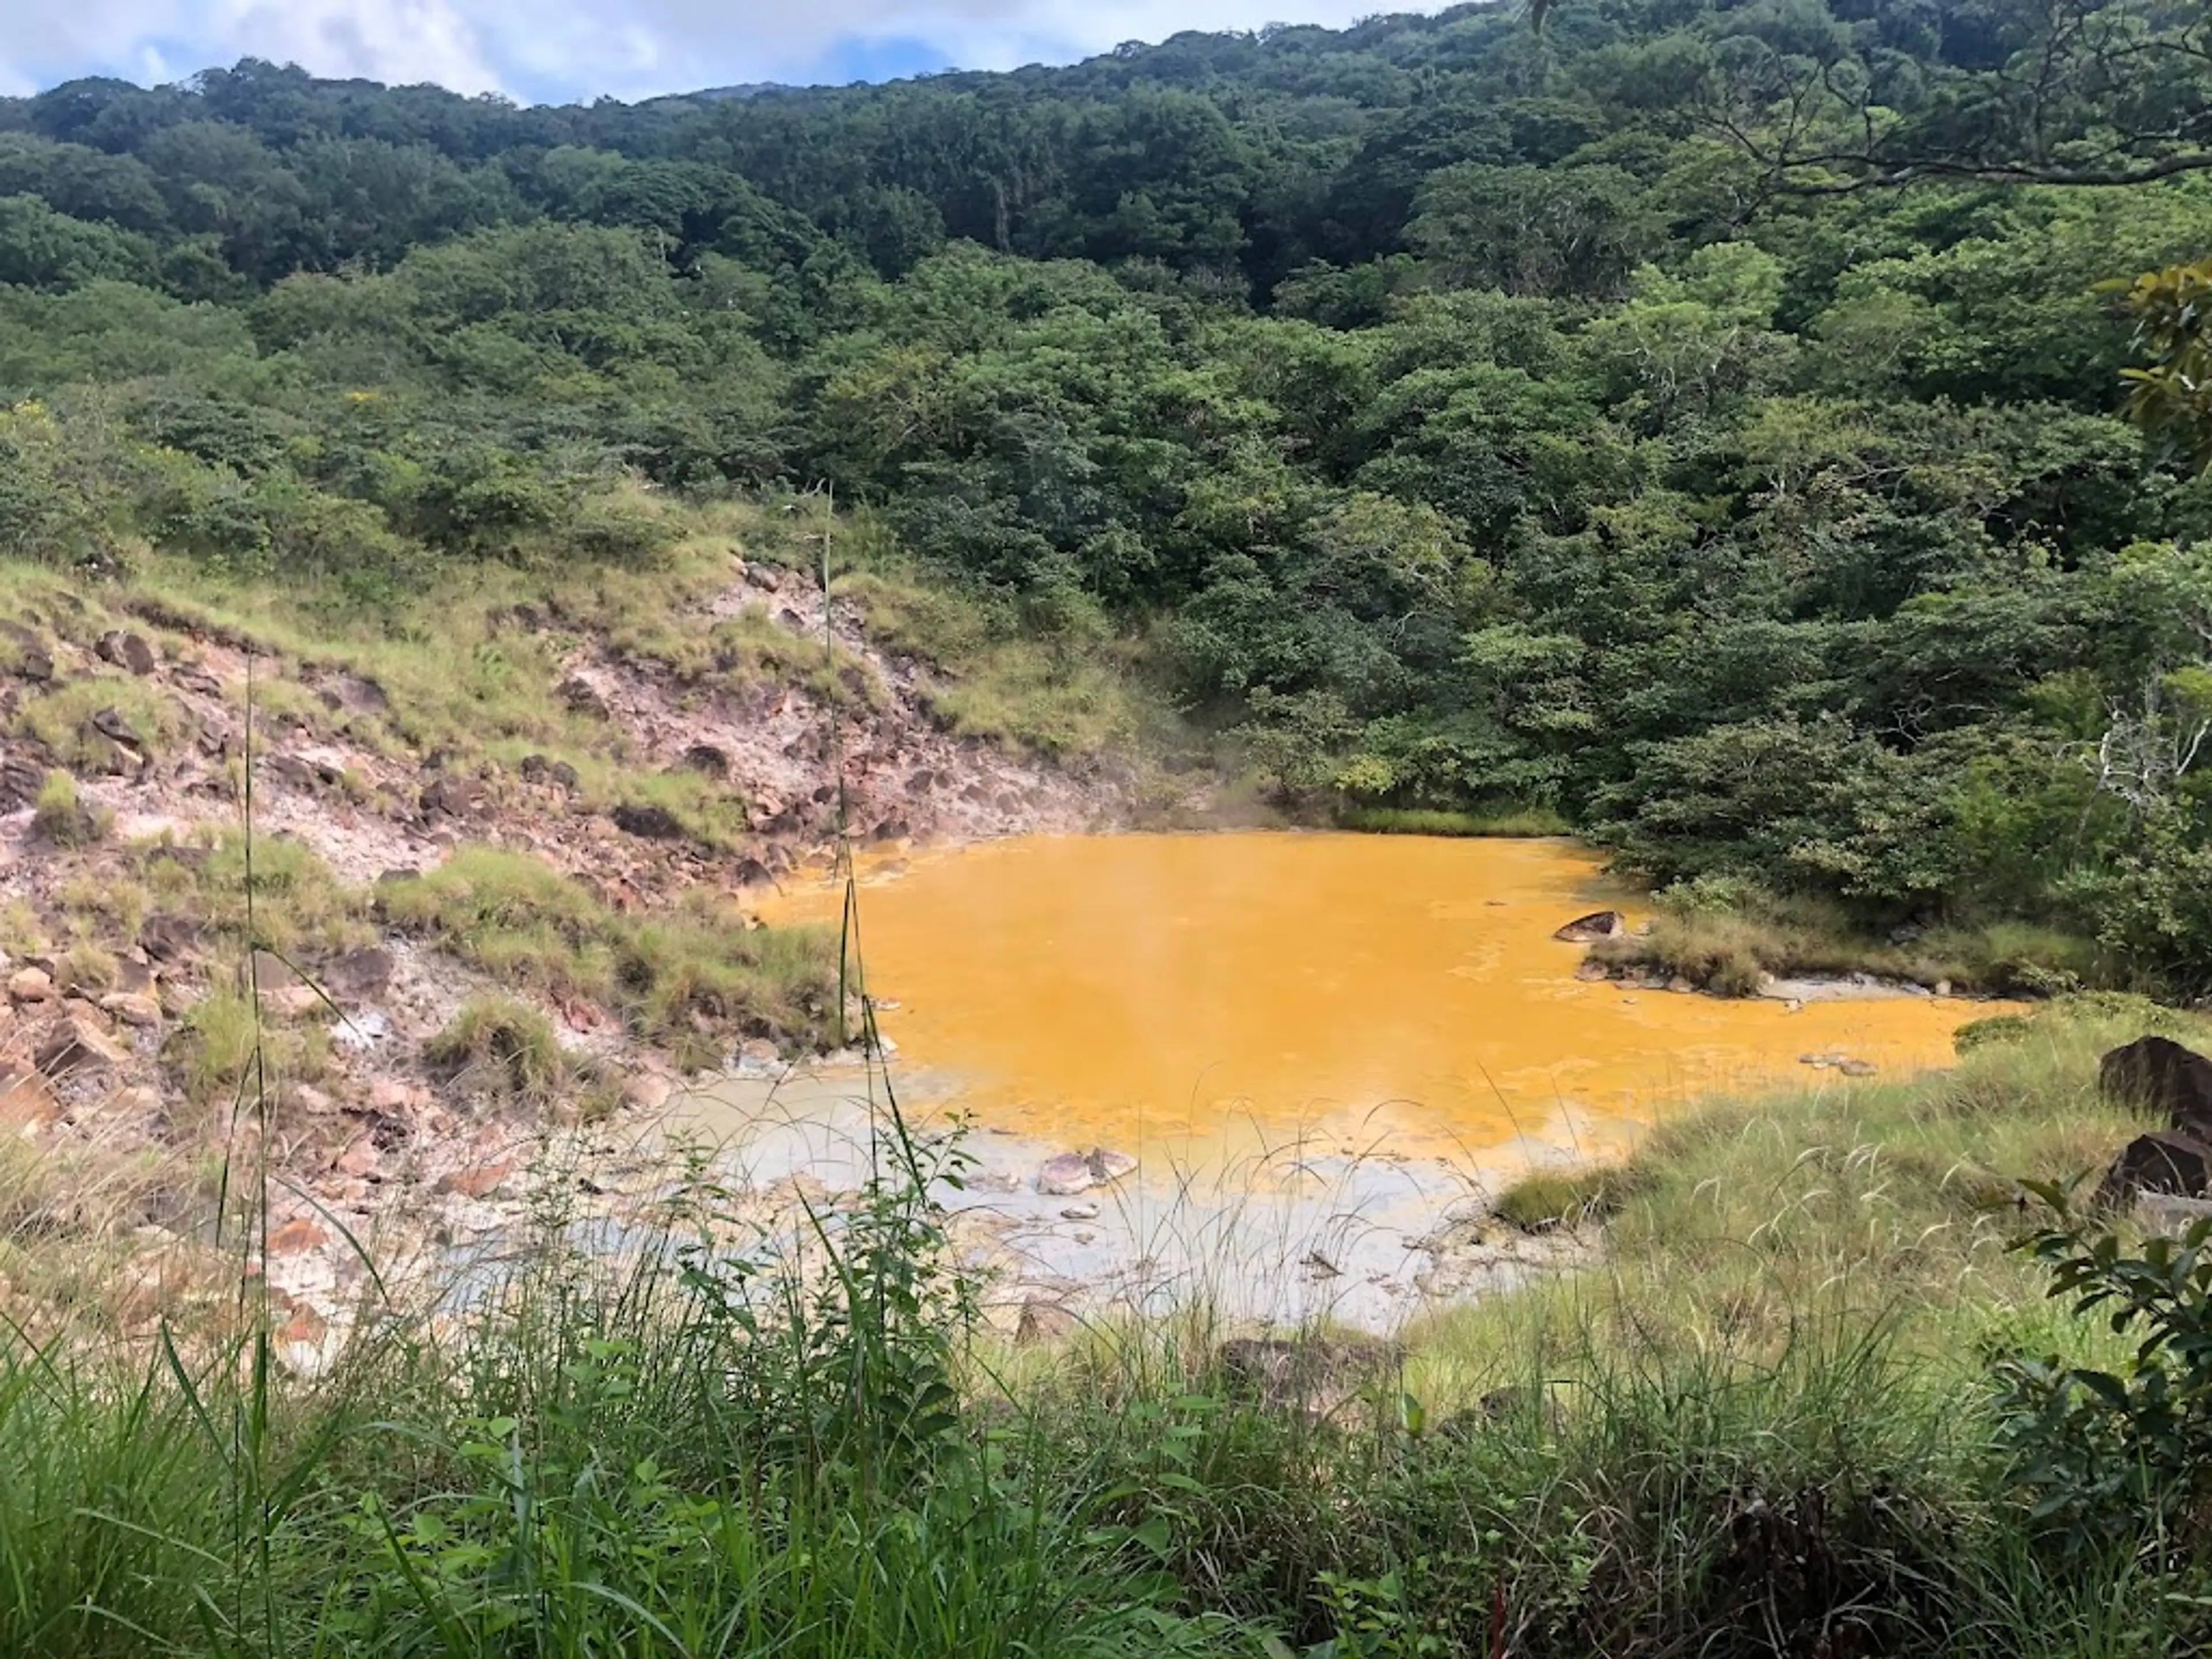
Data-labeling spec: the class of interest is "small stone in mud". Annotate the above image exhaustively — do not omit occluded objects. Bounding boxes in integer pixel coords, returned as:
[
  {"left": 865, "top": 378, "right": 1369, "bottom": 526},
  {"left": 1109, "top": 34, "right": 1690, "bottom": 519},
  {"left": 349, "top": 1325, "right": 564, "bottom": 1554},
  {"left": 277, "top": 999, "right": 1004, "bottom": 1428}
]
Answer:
[
  {"left": 1037, "top": 1147, "right": 1137, "bottom": 1196},
  {"left": 1037, "top": 1153, "right": 1094, "bottom": 1195},
  {"left": 436, "top": 1158, "right": 514, "bottom": 1200},
  {"left": 1087, "top": 1147, "right": 1137, "bottom": 1183},
  {"left": 1838, "top": 1059, "right": 1878, "bottom": 1077},
  {"left": 268, "top": 1217, "right": 329, "bottom": 1256},
  {"left": 1059, "top": 1203, "right": 1100, "bottom": 1221},
  {"left": 622, "top": 1072, "right": 674, "bottom": 1113}
]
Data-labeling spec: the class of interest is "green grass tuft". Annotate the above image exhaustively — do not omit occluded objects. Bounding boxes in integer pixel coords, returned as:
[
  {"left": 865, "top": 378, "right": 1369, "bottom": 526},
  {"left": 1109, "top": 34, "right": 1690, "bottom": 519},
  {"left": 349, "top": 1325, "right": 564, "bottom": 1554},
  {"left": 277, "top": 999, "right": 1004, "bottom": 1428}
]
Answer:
[
  {"left": 425, "top": 994, "right": 567, "bottom": 1104},
  {"left": 30, "top": 768, "right": 103, "bottom": 847},
  {"left": 13, "top": 677, "right": 195, "bottom": 771}
]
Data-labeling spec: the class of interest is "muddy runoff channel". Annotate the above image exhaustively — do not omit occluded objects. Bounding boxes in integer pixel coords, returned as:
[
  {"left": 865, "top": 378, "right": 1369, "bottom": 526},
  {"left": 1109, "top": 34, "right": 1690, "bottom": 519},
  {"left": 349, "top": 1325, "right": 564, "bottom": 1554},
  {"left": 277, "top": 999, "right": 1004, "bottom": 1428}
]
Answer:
[{"left": 661, "top": 834, "right": 2007, "bottom": 1334}]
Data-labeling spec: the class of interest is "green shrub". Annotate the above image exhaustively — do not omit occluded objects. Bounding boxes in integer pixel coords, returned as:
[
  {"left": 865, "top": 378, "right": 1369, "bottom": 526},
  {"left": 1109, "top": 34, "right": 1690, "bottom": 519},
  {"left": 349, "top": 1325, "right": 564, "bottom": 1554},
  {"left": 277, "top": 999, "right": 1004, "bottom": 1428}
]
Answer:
[
  {"left": 1955, "top": 1014, "right": 2036, "bottom": 1054},
  {"left": 1993, "top": 1194, "right": 2212, "bottom": 1556}
]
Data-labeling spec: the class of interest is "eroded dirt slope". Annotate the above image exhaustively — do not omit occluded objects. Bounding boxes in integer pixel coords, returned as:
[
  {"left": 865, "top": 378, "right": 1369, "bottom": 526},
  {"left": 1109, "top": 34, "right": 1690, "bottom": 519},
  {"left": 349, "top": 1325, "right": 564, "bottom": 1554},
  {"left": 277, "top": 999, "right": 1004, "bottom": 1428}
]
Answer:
[{"left": 0, "top": 547, "right": 1130, "bottom": 1361}]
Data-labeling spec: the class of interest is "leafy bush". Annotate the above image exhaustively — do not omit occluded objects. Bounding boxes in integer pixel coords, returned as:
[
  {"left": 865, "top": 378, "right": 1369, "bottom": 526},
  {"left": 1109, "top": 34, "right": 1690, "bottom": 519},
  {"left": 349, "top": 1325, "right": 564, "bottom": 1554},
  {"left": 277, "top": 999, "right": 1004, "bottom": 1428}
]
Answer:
[{"left": 1992, "top": 1189, "right": 2212, "bottom": 1555}]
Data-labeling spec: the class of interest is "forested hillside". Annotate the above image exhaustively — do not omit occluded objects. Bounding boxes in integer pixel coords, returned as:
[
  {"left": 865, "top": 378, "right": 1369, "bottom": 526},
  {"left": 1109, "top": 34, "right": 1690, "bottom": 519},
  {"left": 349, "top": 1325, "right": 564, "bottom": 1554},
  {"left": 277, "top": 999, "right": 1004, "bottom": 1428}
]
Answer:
[{"left": 3, "top": 0, "right": 2211, "bottom": 985}]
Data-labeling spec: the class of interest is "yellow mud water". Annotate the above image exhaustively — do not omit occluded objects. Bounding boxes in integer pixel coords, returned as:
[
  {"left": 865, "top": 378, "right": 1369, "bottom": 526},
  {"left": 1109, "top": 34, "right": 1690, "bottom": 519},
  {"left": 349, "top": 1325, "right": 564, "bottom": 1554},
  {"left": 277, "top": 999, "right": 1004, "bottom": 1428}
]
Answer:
[{"left": 762, "top": 834, "right": 2010, "bottom": 1171}]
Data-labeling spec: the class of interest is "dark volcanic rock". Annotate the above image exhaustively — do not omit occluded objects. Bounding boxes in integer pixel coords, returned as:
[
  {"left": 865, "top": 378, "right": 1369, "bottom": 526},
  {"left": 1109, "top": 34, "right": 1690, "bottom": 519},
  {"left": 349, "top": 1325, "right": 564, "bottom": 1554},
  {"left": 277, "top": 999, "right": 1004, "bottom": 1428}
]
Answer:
[
  {"left": 419, "top": 775, "right": 487, "bottom": 817},
  {"left": 1553, "top": 910, "right": 1628, "bottom": 944},
  {"left": 518, "top": 754, "right": 581, "bottom": 791},
  {"left": 35, "top": 1007, "right": 132, "bottom": 1077},
  {"left": 139, "top": 913, "right": 204, "bottom": 964},
  {"left": 89, "top": 706, "right": 143, "bottom": 748},
  {"left": 0, "top": 746, "right": 50, "bottom": 809},
  {"left": 558, "top": 677, "right": 611, "bottom": 720},
  {"left": 2100, "top": 1035, "right": 2212, "bottom": 1139},
  {"left": 94, "top": 631, "right": 157, "bottom": 675},
  {"left": 613, "top": 802, "right": 685, "bottom": 840},
  {"left": 322, "top": 947, "right": 395, "bottom": 1004},
  {"left": 2097, "top": 1131, "right": 2212, "bottom": 1209}
]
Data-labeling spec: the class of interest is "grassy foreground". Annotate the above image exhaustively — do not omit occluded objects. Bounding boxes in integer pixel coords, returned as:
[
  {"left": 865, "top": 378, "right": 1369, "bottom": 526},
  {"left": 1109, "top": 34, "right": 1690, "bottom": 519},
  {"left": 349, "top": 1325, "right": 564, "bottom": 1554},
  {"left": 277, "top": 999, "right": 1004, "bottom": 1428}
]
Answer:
[{"left": 2, "top": 999, "right": 2207, "bottom": 1658}]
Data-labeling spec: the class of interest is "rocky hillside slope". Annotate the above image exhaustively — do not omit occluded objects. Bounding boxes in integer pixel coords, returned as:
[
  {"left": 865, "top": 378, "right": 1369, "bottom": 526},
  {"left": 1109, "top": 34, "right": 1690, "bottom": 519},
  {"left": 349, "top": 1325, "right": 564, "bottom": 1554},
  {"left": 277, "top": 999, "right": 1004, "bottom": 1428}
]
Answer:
[{"left": 0, "top": 535, "right": 1132, "bottom": 1361}]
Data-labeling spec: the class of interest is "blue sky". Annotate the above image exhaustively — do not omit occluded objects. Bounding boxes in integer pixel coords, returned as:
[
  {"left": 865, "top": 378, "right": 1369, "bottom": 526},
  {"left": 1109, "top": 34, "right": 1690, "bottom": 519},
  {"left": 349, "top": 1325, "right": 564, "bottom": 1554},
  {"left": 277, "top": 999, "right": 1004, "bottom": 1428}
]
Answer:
[{"left": 0, "top": 0, "right": 1410, "bottom": 104}]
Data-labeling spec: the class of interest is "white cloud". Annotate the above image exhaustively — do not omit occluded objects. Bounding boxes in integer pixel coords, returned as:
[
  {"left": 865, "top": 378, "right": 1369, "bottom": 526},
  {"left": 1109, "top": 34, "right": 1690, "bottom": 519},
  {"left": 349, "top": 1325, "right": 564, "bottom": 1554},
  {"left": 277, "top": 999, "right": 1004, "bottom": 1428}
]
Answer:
[{"left": 0, "top": 0, "right": 1414, "bottom": 104}]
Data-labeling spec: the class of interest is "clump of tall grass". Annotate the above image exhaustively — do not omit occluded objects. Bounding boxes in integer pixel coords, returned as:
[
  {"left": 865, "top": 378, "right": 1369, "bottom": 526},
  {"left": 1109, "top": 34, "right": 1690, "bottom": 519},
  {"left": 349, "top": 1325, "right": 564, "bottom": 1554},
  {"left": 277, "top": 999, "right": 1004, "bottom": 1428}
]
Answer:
[
  {"left": 1592, "top": 875, "right": 2102, "bottom": 995},
  {"left": 424, "top": 993, "right": 567, "bottom": 1104},
  {"left": 31, "top": 768, "right": 103, "bottom": 846},
  {"left": 13, "top": 677, "right": 194, "bottom": 770},
  {"left": 173, "top": 974, "right": 332, "bottom": 1119},
  {"left": 380, "top": 845, "right": 839, "bottom": 1062},
  {"left": 138, "top": 828, "right": 375, "bottom": 962}
]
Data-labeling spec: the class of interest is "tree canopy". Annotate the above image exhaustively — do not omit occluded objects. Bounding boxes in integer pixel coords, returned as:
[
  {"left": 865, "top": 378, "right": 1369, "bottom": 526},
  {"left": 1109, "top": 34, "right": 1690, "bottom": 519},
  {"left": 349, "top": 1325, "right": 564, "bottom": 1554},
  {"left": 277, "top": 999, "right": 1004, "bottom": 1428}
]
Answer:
[{"left": 3, "top": 0, "right": 2212, "bottom": 985}]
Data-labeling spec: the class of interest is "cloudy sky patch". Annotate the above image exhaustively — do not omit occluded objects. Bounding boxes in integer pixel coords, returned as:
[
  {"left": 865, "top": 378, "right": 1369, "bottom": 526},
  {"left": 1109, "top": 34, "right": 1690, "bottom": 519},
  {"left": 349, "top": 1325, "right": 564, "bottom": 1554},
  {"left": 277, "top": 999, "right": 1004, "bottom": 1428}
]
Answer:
[{"left": 0, "top": 0, "right": 1405, "bottom": 104}]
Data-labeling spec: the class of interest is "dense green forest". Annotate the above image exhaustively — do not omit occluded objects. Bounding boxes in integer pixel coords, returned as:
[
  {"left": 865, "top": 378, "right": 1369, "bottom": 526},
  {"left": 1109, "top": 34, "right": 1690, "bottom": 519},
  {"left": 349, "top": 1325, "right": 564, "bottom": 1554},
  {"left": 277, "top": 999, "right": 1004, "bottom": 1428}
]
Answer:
[{"left": 3, "top": 0, "right": 2211, "bottom": 986}]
